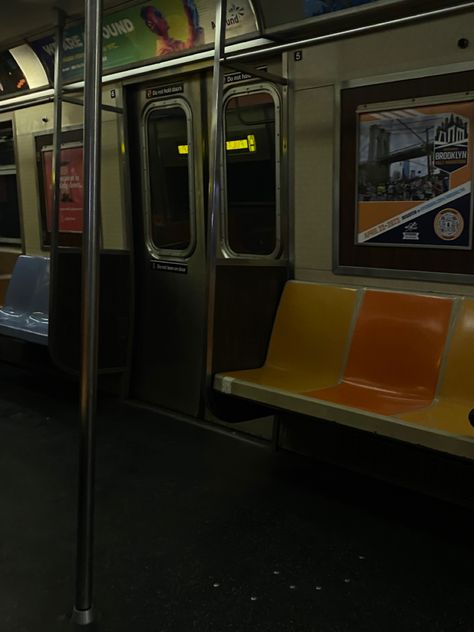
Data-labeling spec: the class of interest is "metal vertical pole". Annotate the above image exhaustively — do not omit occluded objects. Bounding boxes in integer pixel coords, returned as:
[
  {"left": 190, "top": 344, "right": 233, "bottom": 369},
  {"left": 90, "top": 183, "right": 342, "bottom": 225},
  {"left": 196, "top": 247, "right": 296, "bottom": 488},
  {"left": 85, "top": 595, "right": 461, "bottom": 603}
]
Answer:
[
  {"left": 72, "top": 0, "right": 103, "bottom": 625},
  {"left": 51, "top": 10, "right": 65, "bottom": 256},
  {"left": 50, "top": 10, "right": 65, "bottom": 376},
  {"left": 205, "top": 0, "right": 227, "bottom": 388}
]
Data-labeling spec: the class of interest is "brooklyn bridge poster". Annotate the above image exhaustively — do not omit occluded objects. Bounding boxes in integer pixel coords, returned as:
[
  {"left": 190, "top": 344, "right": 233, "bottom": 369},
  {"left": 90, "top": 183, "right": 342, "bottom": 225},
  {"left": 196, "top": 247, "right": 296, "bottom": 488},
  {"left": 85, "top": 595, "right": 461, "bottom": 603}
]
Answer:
[{"left": 356, "top": 99, "right": 473, "bottom": 249}]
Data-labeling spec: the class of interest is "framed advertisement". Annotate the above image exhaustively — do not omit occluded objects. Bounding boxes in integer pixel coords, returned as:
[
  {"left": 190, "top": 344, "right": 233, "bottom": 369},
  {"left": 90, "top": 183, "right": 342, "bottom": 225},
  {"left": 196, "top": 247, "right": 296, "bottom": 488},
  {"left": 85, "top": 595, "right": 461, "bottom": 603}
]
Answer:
[
  {"left": 35, "top": 128, "right": 84, "bottom": 248},
  {"left": 356, "top": 98, "right": 473, "bottom": 250},
  {"left": 337, "top": 70, "right": 474, "bottom": 280},
  {"left": 41, "top": 143, "right": 84, "bottom": 234}
]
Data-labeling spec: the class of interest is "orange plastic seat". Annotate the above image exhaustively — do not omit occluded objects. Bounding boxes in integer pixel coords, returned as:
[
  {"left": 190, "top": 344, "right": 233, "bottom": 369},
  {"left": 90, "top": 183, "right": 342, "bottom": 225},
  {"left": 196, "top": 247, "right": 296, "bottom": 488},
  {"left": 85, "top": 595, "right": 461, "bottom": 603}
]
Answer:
[
  {"left": 304, "top": 290, "right": 453, "bottom": 416},
  {"left": 216, "top": 281, "right": 358, "bottom": 392},
  {"left": 399, "top": 299, "right": 474, "bottom": 437}
]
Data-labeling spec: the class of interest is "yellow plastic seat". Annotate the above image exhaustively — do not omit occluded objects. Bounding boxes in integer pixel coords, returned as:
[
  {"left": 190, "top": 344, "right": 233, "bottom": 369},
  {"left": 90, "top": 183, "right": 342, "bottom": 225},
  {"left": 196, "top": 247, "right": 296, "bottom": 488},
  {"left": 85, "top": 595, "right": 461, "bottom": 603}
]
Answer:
[
  {"left": 216, "top": 281, "right": 358, "bottom": 392},
  {"left": 214, "top": 284, "right": 474, "bottom": 459},
  {"left": 399, "top": 299, "right": 474, "bottom": 438},
  {"left": 304, "top": 290, "right": 453, "bottom": 416}
]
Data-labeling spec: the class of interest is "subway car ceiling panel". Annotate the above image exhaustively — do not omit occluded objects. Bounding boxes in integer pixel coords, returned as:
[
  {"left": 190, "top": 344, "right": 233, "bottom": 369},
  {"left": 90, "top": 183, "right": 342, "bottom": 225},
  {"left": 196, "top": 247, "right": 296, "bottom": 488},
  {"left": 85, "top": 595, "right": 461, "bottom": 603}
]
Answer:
[
  {"left": 2, "top": 0, "right": 471, "bottom": 108},
  {"left": 1, "top": 0, "right": 466, "bottom": 47},
  {"left": 0, "top": 0, "right": 262, "bottom": 105}
]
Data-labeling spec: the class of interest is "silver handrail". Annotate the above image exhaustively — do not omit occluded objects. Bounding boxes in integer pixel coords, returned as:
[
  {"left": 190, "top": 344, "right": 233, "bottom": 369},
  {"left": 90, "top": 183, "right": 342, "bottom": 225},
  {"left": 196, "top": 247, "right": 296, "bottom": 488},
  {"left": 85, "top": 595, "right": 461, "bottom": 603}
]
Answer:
[
  {"left": 72, "top": 0, "right": 103, "bottom": 625},
  {"left": 205, "top": 0, "right": 227, "bottom": 392}
]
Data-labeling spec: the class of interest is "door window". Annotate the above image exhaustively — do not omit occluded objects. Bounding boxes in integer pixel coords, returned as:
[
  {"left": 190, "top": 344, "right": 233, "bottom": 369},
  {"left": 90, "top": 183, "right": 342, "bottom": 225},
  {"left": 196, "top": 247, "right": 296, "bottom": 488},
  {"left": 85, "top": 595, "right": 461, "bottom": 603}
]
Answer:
[
  {"left": 223, "top": 88, "right": 280, "bottom": 257},
  {"left": 145, "top": 102, "right": 194, "bottom": 255}
]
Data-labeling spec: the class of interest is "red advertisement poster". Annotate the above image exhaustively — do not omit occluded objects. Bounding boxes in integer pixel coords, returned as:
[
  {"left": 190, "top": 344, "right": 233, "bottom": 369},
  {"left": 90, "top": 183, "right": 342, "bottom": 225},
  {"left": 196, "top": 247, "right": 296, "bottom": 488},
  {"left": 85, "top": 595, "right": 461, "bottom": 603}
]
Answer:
[{"left": 42, "top": 145, "right": 83, "bottom": 233}]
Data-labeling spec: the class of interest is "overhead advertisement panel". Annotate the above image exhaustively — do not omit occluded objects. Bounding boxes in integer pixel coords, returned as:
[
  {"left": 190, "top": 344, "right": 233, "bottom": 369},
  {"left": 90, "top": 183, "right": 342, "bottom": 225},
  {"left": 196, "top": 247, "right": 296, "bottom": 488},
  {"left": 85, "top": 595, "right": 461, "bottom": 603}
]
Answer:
[
  {"left": 259, "top": 0, "right": 435, "bottom": 32},
  {"left": 304, "top": 0, "right": 379, "bottom": 18},
  {"left": 32, "top": 0, "right": 258, "bottom": 84}
]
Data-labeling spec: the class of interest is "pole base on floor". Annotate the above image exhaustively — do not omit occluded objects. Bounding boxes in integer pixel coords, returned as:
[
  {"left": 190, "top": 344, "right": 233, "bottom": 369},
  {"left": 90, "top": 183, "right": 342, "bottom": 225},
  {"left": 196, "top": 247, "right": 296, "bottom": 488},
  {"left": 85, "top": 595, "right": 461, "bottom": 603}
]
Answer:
[
  {"left": 57, "top": 609, "right": 98, "bottom": 630},
  {"left": 71, "top": 607, "right": 96, "bottom": 627}
]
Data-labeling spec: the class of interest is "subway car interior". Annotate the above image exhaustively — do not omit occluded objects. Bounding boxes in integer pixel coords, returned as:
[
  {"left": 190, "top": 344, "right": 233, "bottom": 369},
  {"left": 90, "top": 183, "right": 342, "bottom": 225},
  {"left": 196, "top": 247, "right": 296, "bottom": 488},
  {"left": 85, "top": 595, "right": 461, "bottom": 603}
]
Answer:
[{"left": 1, "top": 0, "right": 474, "bottom": 630}]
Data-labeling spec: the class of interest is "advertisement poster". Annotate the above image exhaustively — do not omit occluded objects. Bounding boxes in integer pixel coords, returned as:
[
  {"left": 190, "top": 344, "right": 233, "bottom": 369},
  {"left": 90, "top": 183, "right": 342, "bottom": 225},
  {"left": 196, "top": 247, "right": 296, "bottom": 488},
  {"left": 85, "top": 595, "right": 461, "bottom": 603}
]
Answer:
[
  {"left": 42, "top": 146, "right": 84, "bottom": 233},
  {"left": 32, "top": 0, "right": 257, "bottom": 83},
  {"left": 356, "top": 100, "right": 474, "bottom": 249},
  {"left": 304, "top": 0, "right": 379, "bottom": 18}
]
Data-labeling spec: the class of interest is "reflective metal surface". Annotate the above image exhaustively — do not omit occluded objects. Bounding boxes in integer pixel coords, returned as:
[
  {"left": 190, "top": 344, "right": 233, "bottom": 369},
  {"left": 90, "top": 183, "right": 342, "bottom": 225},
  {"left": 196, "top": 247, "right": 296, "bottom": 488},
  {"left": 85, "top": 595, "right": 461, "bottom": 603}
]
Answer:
[{"left": 74, "top": 0, "right": 103, "bottom": 620}]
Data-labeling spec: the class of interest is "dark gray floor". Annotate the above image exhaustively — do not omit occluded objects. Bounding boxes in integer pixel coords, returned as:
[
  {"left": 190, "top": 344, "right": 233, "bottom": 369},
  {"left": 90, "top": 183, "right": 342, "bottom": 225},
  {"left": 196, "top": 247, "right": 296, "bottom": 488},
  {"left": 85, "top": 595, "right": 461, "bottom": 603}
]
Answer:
[{"left": 0, "top": 363, "right": 473, "bottom": 632}]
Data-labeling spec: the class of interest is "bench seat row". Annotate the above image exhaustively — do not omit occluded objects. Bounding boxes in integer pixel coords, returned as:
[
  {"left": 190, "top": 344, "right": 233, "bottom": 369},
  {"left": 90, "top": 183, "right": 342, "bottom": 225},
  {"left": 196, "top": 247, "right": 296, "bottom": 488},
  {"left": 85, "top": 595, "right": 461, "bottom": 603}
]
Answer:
[
  {"left": 0, "top": 255, "right": 49, "bottom": 345},
  {"left": 213, "top": 281, "right": 474, "bottom": 460}
]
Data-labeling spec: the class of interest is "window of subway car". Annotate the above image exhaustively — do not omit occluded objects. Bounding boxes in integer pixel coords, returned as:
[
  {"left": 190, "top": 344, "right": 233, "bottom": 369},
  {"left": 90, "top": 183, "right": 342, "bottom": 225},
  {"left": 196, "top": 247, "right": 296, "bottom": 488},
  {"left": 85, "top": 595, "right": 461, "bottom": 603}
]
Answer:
[
  {"left": 146, "top": 105, "right": 193, "bottom": 254},
  {"left": 0, "top": 121, "right": 21, "bottom": 245},
  {"left": 224, "top": 90, "right": 279, "bottom": 257}
]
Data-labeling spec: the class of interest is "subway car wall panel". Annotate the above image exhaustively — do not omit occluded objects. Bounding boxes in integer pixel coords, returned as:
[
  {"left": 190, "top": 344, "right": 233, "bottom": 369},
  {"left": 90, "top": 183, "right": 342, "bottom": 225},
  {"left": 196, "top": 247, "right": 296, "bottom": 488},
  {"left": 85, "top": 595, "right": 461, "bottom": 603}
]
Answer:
[{"left": 0, "top": 0, "right": 474, "bottom": 496}]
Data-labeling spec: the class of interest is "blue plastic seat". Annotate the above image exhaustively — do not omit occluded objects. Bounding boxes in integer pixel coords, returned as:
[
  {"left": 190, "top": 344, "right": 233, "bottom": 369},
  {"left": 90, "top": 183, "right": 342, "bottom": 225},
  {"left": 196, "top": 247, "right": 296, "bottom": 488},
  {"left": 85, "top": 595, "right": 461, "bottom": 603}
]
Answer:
[{"left": 0, "top": 255, "right": 49, "bottom": 345}]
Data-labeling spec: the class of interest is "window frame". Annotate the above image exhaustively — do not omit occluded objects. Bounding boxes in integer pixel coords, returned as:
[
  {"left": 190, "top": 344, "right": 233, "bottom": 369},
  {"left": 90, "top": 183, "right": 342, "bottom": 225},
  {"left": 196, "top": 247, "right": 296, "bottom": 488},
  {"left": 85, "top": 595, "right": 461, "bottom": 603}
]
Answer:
[
  {"left": 0, "top": 118, "right": 22, "bottom": 247},
  {"left": 142, "top": 97, "right": 196, "bottom": 260},
  {"left": 221, "top": 83, "right": 282, "bottom": 260}
]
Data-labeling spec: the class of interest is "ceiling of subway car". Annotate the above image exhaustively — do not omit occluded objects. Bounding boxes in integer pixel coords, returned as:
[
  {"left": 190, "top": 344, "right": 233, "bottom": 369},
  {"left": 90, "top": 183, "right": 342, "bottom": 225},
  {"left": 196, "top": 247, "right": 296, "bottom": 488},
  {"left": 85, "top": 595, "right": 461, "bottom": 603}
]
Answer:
[
  {"left": 1, "top": 0, "right": 470, "bottom": 49},
  {"left": 0, "top": 0, "right": 129, "bottom": 47}
]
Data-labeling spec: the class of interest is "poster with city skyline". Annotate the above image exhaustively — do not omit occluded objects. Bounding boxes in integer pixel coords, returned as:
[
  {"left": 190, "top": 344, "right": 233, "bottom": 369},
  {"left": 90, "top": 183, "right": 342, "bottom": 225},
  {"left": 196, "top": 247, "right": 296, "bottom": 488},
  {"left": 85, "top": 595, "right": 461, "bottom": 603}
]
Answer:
[{"left": 356, "top": 100, "right": 474, "bottom": 249}]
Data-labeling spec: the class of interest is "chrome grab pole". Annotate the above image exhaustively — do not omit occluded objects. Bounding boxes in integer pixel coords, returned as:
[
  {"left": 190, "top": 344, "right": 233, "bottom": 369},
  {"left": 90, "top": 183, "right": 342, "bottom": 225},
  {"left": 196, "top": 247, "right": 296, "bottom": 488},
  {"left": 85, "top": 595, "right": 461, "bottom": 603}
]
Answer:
[
  {"left": 51, "top": 9, "right": 65, "bottom": 257},
  {"left": 72, "top": 0, "right": 103, "bottom": 625},
  {"left": 50, "top": 9, "right": 66, "bottom": 374},
  {"left": 205, "top": 0, "right": 227, "bottom": 389}
]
